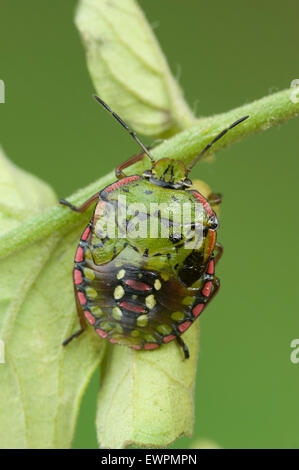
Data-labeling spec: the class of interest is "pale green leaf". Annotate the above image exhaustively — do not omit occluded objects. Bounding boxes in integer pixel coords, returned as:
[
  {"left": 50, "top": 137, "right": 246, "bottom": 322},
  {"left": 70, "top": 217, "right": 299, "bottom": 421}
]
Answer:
[
  {"left": 96, "top": 324, "right": 199, "bottom": 449},
  {"left": 0, "top": 148, "right": 105, "bottom": 448},
  {"left": 0, "top": 147, "right": 57, "bottom": 232},
  {"left": 75, "top": 0, "right": 195, "bottom": 137}
]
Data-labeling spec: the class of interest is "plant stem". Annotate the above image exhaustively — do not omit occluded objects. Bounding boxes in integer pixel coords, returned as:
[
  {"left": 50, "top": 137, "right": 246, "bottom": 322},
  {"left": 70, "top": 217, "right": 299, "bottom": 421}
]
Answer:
[
  {"left": 153, "top": 87, "right": 299, "bottom": 166},
  {"left": 0, "top": 87, "right": 297, "bottom": 259}
]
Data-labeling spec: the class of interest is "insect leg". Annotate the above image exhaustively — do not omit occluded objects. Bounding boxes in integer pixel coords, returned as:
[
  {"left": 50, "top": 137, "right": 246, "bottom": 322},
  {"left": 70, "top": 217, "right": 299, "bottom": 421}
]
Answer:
[
  {"left": 214, "top": 243, "right": 224, "bottom": 265},
  {"left": 207, "top": 192, "right": 222, "bottom": 206},
  {"left": 204, "top": 276, "right": 221, "bottom": 308},
  {"left": 115, "top": 151, "right": 148, "bottom": 178},
  {"left": 59, "top": 191, "right": 100, "bottom": 213},
  {"left": 176, "top": 336, "right": 190, "bottom": 360},
  {"left": 63, "top": 288, "right": 87, "bottom": 347}
]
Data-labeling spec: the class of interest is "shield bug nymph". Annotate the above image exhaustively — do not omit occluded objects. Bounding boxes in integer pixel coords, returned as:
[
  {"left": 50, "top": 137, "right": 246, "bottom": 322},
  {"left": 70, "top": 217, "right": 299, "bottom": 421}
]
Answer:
[{"left": 60, "top": 96, "right": 248, "bottom": 358}]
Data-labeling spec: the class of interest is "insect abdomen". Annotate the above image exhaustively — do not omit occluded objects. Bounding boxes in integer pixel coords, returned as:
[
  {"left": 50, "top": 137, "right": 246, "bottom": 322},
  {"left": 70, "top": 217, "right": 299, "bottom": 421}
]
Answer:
[{"left": 73, "top": 223, "right": 216, "bottom": 350}]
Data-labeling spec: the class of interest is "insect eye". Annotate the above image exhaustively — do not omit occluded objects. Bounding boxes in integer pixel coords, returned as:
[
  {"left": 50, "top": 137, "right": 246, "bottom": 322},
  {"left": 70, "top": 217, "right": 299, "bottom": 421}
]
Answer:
[
  {"left": 183, "top": 178, "right": 192, "bottom": 187},
  {"left": 209, "top": 216, "right": 219, "bottom": 230},
  {"left": 143, "top": 170, "right": 152, "bottom": 179}
]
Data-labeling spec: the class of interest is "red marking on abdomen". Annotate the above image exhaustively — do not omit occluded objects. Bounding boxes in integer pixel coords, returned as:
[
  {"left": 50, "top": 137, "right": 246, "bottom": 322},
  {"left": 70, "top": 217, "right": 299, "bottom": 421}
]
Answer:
[
  {"left": 84, "top": 311, "right": 95, "bottom": 325},
  {"left": 96, "top": 329, "right": 107, "bottom": 339},
  {"left": 74, "top": 269, "right": 82, "bottom": 285},
  {"left": 125, "top": 279, "right": 151, "bottom": 291},
  {"left": 77, "top": 291, "right": 86, "bottom": 305},
  {"left": 144, "top": 343, "right": 159, "bottom": 350},
  {"left": 192, "top": 191, "right": 214, "bottom": 216},
  {"left": 202, "top": 281, "right": 212, "bottom": 297},
  {"left": 120, "top": 301, "right": 145, "bottom": 313},
  {"left": 192, "top": 303, "right": 204, "bottom": 317},
  {"left": 81, "top": 225, "right": 91, "bottom": 241},
  {"left": 109, "top": 339, "right": 118, "bottom": 344},
  {"left": 163, "top": 334, "right": 176, "bottom": 343},
  {"left": 105, "top": 175, "right": 140, "bottom": 193},
  {"left": 131, "top": 344, "right": 141, "bottom": 350},
  {"left": 207, "top": 259, "right": 214, "bottom": 275},
  {"left": 178, "top": 321, "right": 191, "bottom": 333},
  {"left": 75, "top": 246, "right": 84, "bottom": 262}
]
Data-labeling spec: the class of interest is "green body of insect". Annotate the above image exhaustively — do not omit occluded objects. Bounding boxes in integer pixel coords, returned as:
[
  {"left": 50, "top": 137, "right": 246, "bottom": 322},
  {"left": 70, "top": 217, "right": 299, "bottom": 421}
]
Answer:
[{"left": 61, "top": 96, "right": 248, "bottom": 358}]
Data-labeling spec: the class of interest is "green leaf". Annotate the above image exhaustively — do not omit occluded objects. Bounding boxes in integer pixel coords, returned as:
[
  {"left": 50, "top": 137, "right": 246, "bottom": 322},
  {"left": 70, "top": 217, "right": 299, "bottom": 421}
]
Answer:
[
  {"left": 96, "top": 324, "right": 199, "bottom": 449},
  {"left": 0, "top": 147, "right": 57, "bottom": 231},
  {"left": 0, "top": 148, "right": 105, "bottom": 448},
  {"left": 75, "top": 0, "right": 195, "bottom": 137}
]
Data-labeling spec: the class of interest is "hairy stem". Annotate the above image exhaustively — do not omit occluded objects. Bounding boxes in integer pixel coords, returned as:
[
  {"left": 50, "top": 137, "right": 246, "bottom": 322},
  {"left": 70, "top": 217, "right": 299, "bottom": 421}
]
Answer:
[
  {"left": 154, "top": 87, "right": 299, "bottom": 165},
  {"left": 0, "top": 87, "right": 297, "bottom": 259}
]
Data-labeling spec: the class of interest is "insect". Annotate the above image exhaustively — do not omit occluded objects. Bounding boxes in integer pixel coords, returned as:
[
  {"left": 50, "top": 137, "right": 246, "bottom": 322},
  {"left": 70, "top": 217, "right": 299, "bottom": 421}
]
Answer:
[{"left": 60, "top": 95, "right": 248, "bottom": 359}]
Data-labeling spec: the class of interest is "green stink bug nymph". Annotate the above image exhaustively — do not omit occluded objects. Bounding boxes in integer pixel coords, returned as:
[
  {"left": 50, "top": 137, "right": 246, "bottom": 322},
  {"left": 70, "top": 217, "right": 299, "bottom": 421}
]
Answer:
[{"left": 60, "top": 96, "right": 248, "bottom": 359}]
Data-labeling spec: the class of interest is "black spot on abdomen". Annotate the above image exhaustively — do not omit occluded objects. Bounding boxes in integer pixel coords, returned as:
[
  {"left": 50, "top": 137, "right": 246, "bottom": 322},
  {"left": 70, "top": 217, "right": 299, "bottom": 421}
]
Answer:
[{"left": 178, "top": 250, "right": 205, "bottom": 287}]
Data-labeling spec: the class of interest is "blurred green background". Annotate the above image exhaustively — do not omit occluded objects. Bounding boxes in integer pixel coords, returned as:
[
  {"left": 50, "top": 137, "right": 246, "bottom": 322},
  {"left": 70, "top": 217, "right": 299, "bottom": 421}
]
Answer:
[{"left": 0, "top": 0, "right": 298, "bottom": 449}]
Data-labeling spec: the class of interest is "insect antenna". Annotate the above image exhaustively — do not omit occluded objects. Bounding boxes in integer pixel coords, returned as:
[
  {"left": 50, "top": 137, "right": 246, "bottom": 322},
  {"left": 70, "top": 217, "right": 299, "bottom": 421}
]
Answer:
[
  {"left": 187, "top": 115, "right": 249, "bottom": 172},
  {"left": 93, "top": 95, "right": 154, "bottom": 163}
]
